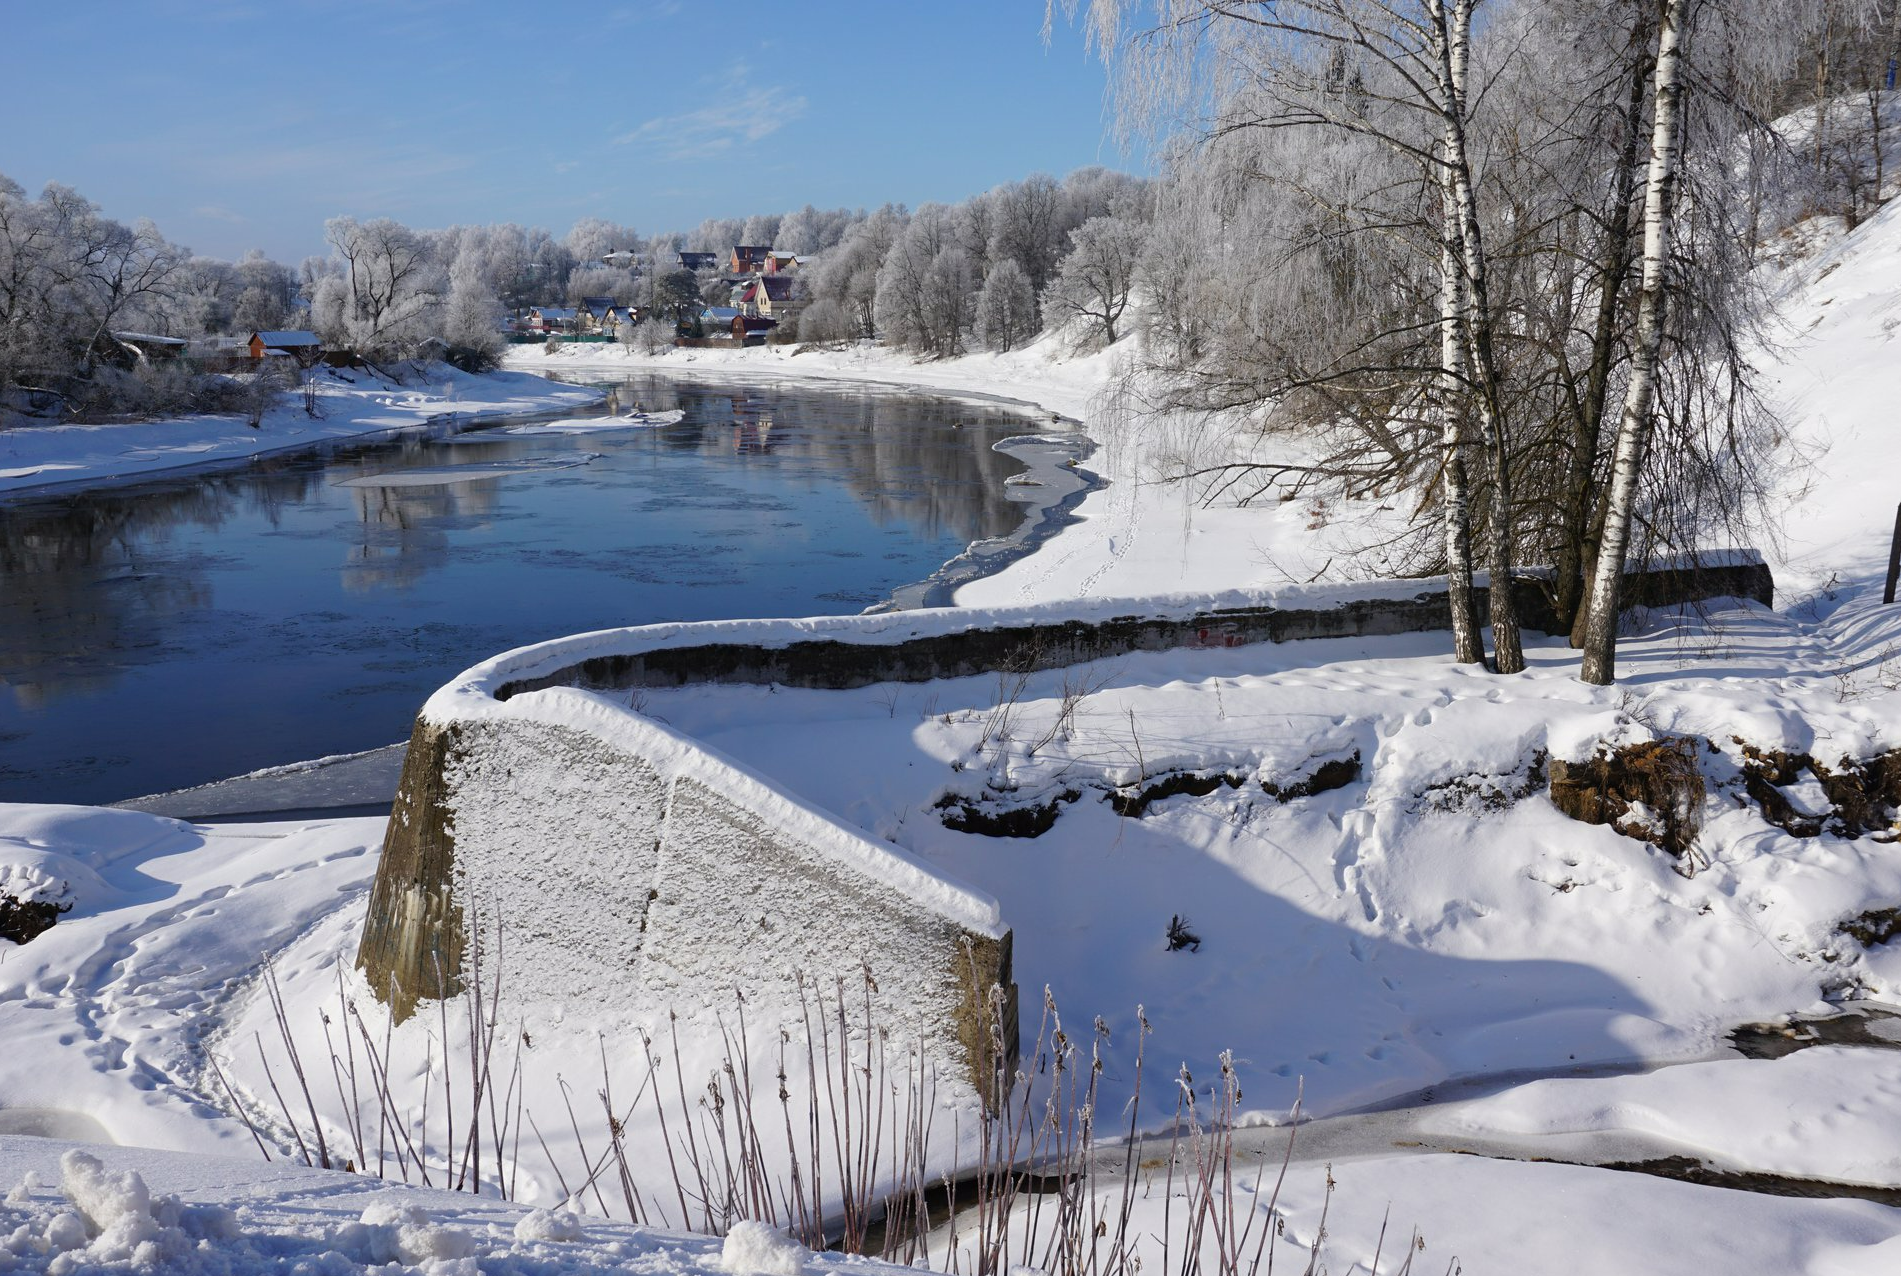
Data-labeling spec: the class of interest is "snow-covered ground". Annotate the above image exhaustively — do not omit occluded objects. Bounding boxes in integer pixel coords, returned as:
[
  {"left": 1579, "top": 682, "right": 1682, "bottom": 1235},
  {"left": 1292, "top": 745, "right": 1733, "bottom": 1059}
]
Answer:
[
  {"left": 2, "top": 185, "right": 1901, "bottom": 1270},
  {"left": 0, "top": 1137, "right": 886, "bottom": 1275},
  {"left": 0, "top": 362, "right": 602, "bottom": 497}
]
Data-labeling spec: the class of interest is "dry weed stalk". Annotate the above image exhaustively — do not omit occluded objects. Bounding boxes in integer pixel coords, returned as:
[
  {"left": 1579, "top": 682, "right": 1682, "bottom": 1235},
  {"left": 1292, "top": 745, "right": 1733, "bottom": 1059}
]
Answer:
[{"left": 233, "top": 934, "right": 1405, "bottom": 1276}]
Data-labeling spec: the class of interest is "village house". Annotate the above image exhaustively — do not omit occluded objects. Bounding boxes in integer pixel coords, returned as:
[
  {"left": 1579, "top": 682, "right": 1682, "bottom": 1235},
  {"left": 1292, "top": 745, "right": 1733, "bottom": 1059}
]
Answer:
[
  {"left": 733, "top": 314, "right": 777, "bottom": 346},
  {"left": 729, "top": 245, "right": 772, "bottom": 275},
  {"left": 528, "top": 306, "right": 578, "bottom": 334},
  {"left": 578, "top": 296, "right": 619, "bottom": 334},
  {"left": 678, "top": 251, "right": 719, "bottom": 272},
  {"left": 247, "top": 330, "right": 324, "bottom": 368},
  {"left": 738, "top": 274, "right": 802, "bottom": 326},
  {"left": 701, "top": 305, "right": 742, "bottom": 333},
  {"left": 602, "top": 304, "right": 645, "bottom": 339},
  {"left": 764, "top": 251, "right": 802, "bottom": 275}
]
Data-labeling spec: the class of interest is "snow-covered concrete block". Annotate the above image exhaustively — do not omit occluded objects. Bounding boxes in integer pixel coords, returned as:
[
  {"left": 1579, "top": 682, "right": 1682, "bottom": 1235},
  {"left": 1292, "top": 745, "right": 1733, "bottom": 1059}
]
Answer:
[{"left": 358, "top": 676, "right": 1017, "bottom": 1105}]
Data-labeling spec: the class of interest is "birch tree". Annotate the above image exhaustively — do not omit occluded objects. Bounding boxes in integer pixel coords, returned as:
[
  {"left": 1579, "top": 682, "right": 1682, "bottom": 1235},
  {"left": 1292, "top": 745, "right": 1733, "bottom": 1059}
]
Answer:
[
  {"left": 1053, "top": 0, "right": 1526, "bottom": 669},
  {"left": 1579, "top": 0, "right": 1688, "bottom": 685}
]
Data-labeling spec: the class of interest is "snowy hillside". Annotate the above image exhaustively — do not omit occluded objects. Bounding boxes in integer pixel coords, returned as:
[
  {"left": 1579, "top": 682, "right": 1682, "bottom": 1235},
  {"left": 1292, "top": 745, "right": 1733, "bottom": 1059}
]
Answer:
[{"left": 1763, "top": 193, "right": 1901, "bottom": 599}]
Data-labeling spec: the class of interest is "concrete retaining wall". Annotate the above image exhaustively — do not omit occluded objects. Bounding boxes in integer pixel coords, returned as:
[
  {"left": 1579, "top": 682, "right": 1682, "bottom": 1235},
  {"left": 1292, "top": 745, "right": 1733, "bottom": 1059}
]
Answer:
[
  {"left": 356, "top": 553, "right": 1769, "bottom": 1102},
  {"left": 357, "top": 677, "right": 1017, "bottom": 1105}
]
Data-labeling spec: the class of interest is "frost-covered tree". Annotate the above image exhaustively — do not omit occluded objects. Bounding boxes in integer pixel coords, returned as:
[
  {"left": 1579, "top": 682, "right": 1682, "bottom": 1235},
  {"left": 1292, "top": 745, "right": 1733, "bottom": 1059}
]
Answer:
[
  {"left": 564, "top": 262, "right": 638, "bottom": 307},
  {"left": 775, "top": 205, "right": 862, "bottom": 255},
  {"left": 318, "top": 216, "right": 441, "bottom": 355},
  {"left": 973, "top": 257, "right": 1039, "bottom": 351},
  {"left": 792, "top": 296, "right": 853, "bottom": 344},
  {"left": 1133, "top": 182, "right": 1220, "bottom": 365},
  {"left": 1056, "top": 0, "right": 1816, "bottom": 681},
  {"left": 875, "top": 206, "right": 975, "bottom": 357},
  {"left": 990, "top": 174, "right": 1069, "bottom": 292},
  {"left": 687, "top": 217, "right": 746, "bottom": 254},
  {"left": 442, "top": 247, "right": 503, "bottom": 364},
  {"left": 232, "top": 250, "right": 300, "bottom": 333},
  {"left": 806, "top": 205, "right": 906, "bottom": 340},
  {"left": 1041, "top": 214, "right": 1147, "bottom": 348},
  {"left": 564, "top": 217, "right": 640, "bottom": 264},
  {"left": 740, "top": 213, "right": 782, "bottom": 247}
]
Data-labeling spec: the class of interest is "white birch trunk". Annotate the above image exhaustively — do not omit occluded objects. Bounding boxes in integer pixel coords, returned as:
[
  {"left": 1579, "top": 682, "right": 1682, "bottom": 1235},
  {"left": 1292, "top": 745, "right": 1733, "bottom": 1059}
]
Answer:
[
  {"left": 1581, "top": 0, "right": 1689, "bottom": 686},
  {"left": 1435, "top": 0, "right": 1524, "bottom": 673},
  {"left": 1437, "top": 111, "right": 1485, "bottom": 665}
]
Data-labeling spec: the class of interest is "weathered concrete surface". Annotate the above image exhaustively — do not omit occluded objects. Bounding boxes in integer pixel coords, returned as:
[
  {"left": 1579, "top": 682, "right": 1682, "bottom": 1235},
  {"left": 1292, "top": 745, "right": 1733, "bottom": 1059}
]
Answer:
[
  {"left": 357, "top": 694, "right": 1016, "bottom": 1103},
  {"left": 356, "top": 719, "right": 465, "bottom": 1022}
]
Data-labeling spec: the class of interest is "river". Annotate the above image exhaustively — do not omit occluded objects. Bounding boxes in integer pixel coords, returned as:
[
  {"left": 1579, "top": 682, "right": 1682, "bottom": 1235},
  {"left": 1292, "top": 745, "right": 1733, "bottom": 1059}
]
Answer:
[{"left": 0, "top": 372, "right": 1076, "bottom": 806}]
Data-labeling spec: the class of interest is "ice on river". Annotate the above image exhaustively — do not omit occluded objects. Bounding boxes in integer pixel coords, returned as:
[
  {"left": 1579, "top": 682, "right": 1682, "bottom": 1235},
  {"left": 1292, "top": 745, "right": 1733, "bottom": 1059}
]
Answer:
[{"left": 502, "top": 408, "right": 688, "bottom": 435}]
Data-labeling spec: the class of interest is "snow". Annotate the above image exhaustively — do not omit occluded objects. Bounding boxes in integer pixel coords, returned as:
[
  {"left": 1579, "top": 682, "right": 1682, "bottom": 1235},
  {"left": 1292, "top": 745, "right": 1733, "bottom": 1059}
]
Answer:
[
  {"left": 719, "top": 1222, "right": 808, "bottom": 1276},
  {"left": 498, "top": 407, "right": 687, "bottom": 434},
  {"left": 616, "top": 594, "right": 1901, "bottom": 1120},
  {"left": 3, "top": 145, "right": 1901, "bottom": 1273},
  {"left": 0, "top": 1138, "right": 914, "bottom": 1275},
  {"left": 1761, "top": 191, "right": 1901, "bottom": 603},
  {"left": 0, "top": 362, "right": 602, "bottom": 497},
  {"left": 1427, "top": 1045, "right": 1901, "bottom": 1187}
]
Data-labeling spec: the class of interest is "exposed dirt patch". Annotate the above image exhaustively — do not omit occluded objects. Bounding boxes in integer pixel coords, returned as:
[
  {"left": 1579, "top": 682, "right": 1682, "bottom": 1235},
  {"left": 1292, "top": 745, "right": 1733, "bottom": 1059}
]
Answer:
[
  {"left": 936, "top": 790, "right": 1079, "bottom": 838},
  {"left": 1729, "top": 1005, "right": 1901, "bottom": 1059},
  {"left": 1419, "top": 750, "right": 1549, "bottom": 814},
  {"left": 1549, "top": 738, "right": 1704, "bottom": 857},
  {"left": 1839, "top": 906, "right": 1901, "bottom": 949},
  {"left": 1737, "top": 744, "right": 1901, "bottom": 840},
  {"left": 1261, "top": 750, "right": 1363, "bottom": 803},
  {"left": 1737, "top": 744, "right": 1825, "bottom": 837},
  {"left": 0, "top": 894, "right": 73, "bottom": 945},
  {"left": 1596, "top": 1154, "right": 1901, "bottom": 1206},
  {"left": 1110, "top": 769, "right": 1249, "bottom": 818}
]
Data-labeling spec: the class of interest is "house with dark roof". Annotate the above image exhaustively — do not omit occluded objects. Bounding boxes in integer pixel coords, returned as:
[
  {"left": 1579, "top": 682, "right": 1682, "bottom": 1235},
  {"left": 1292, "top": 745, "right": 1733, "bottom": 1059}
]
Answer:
[
  {"left": 579, "top": 296, "right": 619, "bottom": 333},
  {"left": 729, "top": 245, "right": 772, "bottom": 275},
  {"left": 602, "top": 304, "right": 644, "bottom": 338},
  {"left": 734, "top": 314, "right": 777, "bottom": 345},
  {"left": 679, "top": 251, "right": 719, "bottom": 272},
  {"left": 739, "top": 274, "right": 801, "bottom": 324},
  {"left": 247, "top": 330, "right": 324, "bottom": 368}
]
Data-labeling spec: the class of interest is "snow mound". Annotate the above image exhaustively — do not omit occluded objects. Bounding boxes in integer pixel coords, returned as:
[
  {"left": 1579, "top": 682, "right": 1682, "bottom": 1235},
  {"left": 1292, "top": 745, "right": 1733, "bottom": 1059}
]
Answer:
[
  {"left": 719, "top": 1221, "right": 808, "bottom": 1276},
  {"left": 335, "top": 1199, "right": 476, "bottom": 1264},
  {"left": 514, "top": 1207, "right": 587, "bottom": 1244}
]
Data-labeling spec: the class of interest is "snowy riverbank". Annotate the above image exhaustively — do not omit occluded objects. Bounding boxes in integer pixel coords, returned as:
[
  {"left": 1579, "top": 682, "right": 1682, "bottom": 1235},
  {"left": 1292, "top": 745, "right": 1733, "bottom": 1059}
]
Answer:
[{"left": 0, "top": 363, "right": 603, "bottom": 498}]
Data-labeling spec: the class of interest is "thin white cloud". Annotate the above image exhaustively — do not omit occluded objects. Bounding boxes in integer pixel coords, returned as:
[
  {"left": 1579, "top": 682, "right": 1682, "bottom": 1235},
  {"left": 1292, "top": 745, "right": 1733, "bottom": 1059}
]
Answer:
[{"left": 614, "top": 85, "right": 807, "bottom": 159}]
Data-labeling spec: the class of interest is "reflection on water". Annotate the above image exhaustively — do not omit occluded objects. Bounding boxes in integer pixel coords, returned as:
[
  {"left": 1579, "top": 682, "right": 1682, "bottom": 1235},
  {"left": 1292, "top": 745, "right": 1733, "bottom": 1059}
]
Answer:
[{"left": 0, "top": 374, "right": 1038, "bottom": 804}]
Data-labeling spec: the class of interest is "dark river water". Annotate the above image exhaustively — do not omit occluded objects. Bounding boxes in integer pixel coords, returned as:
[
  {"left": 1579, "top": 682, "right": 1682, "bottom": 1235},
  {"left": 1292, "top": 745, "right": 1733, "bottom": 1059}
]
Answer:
[{"left": 0, "top": 374, "right": 1046, "bottom": 805}]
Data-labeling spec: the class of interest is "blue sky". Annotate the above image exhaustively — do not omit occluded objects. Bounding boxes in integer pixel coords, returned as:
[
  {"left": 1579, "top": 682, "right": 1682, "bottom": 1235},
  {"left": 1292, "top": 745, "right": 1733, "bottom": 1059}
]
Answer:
[{"left": 0, "top": 0, "right": 1134, "bottom": 263}]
